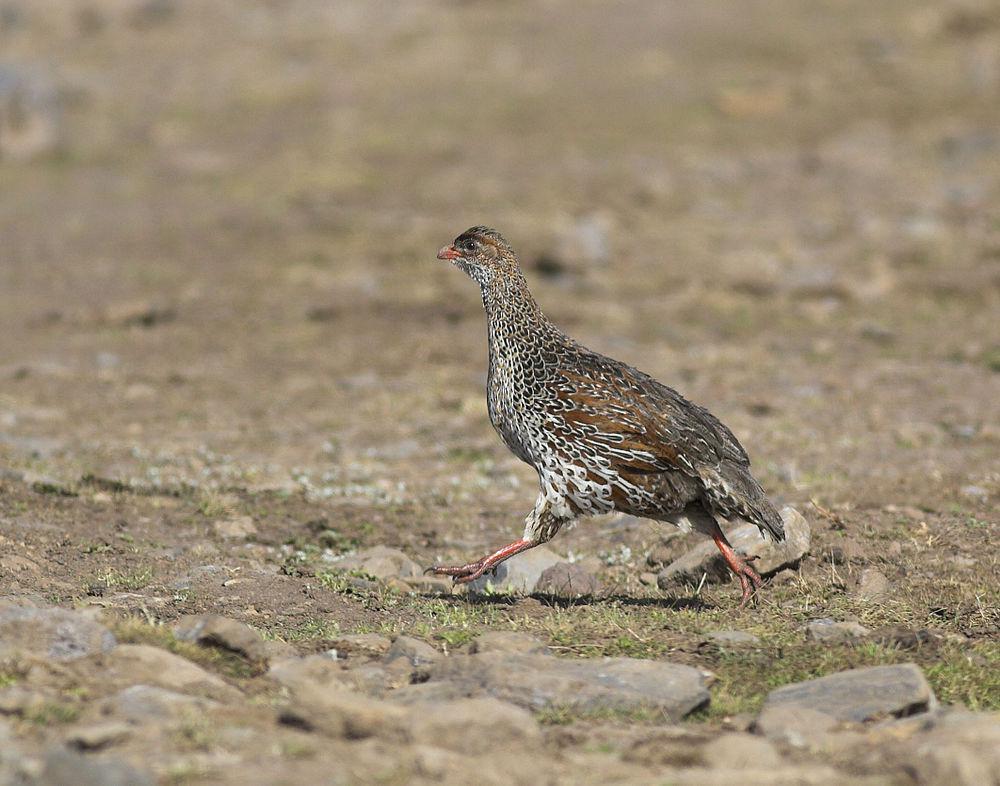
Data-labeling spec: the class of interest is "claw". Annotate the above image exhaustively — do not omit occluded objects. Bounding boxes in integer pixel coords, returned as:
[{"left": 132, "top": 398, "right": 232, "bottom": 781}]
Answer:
[
  {"left": 424, "top": 560, "right": 486, "bottom": 584},
  {"left": 424, "top": 539, "right": 536, "bottom": 588}
]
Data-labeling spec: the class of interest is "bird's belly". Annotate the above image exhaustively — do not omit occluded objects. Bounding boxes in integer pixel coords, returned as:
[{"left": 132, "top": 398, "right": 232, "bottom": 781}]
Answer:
[{"left": 536, "top": 456, "right": 619, "bottom": 518}]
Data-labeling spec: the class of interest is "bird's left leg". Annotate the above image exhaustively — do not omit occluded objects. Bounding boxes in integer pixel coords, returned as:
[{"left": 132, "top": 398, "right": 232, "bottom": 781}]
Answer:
[{"left": 428, "top": 496, "right": 570, "bottom": 585}]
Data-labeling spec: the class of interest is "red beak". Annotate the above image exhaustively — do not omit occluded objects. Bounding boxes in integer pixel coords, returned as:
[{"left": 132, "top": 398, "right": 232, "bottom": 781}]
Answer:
[{"left": 437, "top": 245, "right": 461, "bottom": 260}]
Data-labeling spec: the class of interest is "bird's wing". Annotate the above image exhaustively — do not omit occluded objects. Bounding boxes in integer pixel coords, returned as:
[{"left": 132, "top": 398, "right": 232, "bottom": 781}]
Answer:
[{"left": 549, "top": 352, "right": 750, "bottom": 478}]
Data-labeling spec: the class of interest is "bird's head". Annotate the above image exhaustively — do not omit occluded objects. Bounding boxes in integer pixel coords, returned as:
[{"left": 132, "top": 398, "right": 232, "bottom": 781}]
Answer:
[{"left": 437, "top": 226, "right": 519, "bottom": 286}]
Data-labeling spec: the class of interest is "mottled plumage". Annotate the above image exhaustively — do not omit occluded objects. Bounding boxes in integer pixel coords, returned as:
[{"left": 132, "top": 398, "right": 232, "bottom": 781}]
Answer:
[{"left": 431, "top": 227, "right": 784, "bottom": 606}]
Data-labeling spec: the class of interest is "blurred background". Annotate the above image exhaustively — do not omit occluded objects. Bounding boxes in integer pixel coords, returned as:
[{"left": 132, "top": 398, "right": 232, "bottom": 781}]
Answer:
[{"left": 1, "top": 0, "right": 998, "bottom": 558}]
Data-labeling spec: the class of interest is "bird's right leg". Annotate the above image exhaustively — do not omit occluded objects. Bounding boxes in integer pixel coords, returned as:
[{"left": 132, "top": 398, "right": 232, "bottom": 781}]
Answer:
[
  {"left": 685, "top": 506, "right": 762, "bottom": 608},
  {"left": 427, "top": 496, "right": 569, "bottom": 585}
]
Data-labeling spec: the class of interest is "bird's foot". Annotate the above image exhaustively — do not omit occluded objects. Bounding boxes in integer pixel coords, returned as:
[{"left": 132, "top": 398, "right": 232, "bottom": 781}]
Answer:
[
  {"left": 425, "top": 539, "right": 535, "bottom": 585},
  {"left": 734, "top": 560, "right": 764, "bottom": 610},
  {"left": 709, "top": 526, "right": 765, "bottom": 609},
  {"left": 425, "top": 558, "right": 493, "bottom": 584}
]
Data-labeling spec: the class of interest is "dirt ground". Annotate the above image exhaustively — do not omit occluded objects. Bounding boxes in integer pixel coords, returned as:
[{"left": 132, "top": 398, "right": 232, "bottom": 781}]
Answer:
[{"left": 1, "top": 1, "right": 998, "bottom": 783}]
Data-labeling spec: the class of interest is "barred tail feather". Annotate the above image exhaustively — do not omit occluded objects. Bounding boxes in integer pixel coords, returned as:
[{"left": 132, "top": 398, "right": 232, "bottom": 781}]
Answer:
[{"left": 702, "top": 461, "right": 785, "bottom": 542}]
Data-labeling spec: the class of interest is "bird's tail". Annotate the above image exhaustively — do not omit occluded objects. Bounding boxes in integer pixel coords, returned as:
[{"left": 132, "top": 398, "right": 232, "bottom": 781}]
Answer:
[
  {"left": 704, "top": 461, "right": 785, "bottom": 542},
  {"left": 743, "top": 484, "right": 785, "bottom": 542}
]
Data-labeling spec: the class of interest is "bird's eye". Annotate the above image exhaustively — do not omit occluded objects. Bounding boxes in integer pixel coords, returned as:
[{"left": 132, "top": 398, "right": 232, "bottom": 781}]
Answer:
[{"left": 463, "top": 238, "right": 479, "bottom": 252}]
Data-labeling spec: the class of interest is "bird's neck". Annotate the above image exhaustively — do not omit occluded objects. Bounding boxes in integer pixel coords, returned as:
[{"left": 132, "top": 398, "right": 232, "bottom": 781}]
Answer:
[{"left": 480, "top": 273, "right": 550, "bottom": 350}]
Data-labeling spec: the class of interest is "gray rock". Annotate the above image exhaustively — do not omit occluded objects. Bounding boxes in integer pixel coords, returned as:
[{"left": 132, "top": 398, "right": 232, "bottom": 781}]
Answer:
[
  {"left": 854, "top": 568, "right": 891, "bottom": 602},
  {"left": 0, "top": 718, "right": 24, "bottom": 785},
  {"left": 0, "top": 685, "right": 54, "bottom": 717},
  {"left": 805, "top": 619, "right": 871, "bottom": 643},
  {"left": 172, "top": 613, "right": 270, "bottom": 662},
  {"left": 467, "top": 546, "right": 563, "bottom": 594},
  {"left": 105, "top": 644, "right": 238, "bottom": 701},
  {"left": 106, "top": 685, "right": 220, "bottom": 723},
  {"left": 0, "top": 66, "right": 61, "bottom": 161},
  {"left": 469, "top": 631, "right": 550, "bottom": 656},
  {"left": 279, "top": 687, "right": 409, "bottom": 740},
  {"left": 383, "top": 636, "right": 442, "bottom": 669},
  {"left": 904, "top": 711, "right": 1000, "bottom": 786},
  {"left": 0, "top": 598, "right": 116, "bottom": 661},
  {"left": 705, "top": 630, "right": 760, "bottom": 647},
  {"left": 329, "top": 546, "right": 422, "bottom": 580},
  {"left": 658, "top": 506, "right": 810, "bottom": 589},
  {"left": 331, "top": 633, "right": 393, "bottom": 659},
  {"left": 408, "top": 697, "right": 540, "bottom": 754},
  {"left": 65, "top": 722, "right": 133, "bottom": 750},
  {"left": 410, "top": 652, "right": 709, "bottom": 720},
  {"left": 753, "top": 704, "right": 841, "bottom": 747},
  {"left": 760, "top": 663, "right": 935, "bottom": 724},
  {"left": 701, "top": 732, "right": 782, "bottom": 769},
  {"left": 534, "top": 562, "right": 602, "bottom": 598},
  {"left": 268, "top": 655, "right": 350, "bottom": 696},
  {"left": 387, "top": 681, "right": 471, "bottom": 705},
  {"left": 341, "top": 664, "right": 410, "bottom": 697},
  {"left": 36, "top": 748, "right": 154, "bottom": 786}
]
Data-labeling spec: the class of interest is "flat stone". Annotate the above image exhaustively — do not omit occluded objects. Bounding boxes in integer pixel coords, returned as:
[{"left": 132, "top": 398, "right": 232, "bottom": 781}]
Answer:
[
  {"left": 658, "top": 506, "right": 810, "bottom": 588},
  {"left": 469, "top": 631, "right": 550, "bottom": 655},
  {"left": 760, "top": 663, "right": 935, "bottom": 724},
  {"left": 0, "top": 598, "right": 116, "bottom": 661},
  {"left": 172, "top": 613, "right": 270, "bottom": 662},
  {"left": 328, "top": 546, "right": 422, "bottom": 580},
  {"left": 105, "top": 644, "right": 237, "bottom": 700},
  {"left": 705, "top": 630, "right": 760, "bottom": 647},
  {"left": 467, "top": 546, "right": 563, "bottom": 595},
  {"left": 534, "top": 562, "right": 602, "bottom": 598},
  {"left": 805, "top": 619, "right": 871, "bottom": 643},
  {"left": 408, "top": 697, "right": 540, "bottom": 754},
  {"left": 413, "top": 652, "right": 709, "bottom": 720}
]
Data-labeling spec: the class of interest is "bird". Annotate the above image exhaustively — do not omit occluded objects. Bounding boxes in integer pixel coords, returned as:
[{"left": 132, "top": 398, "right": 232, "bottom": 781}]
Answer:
[{"left": 429, "top": 226, "right": 784, "bottom": 607}]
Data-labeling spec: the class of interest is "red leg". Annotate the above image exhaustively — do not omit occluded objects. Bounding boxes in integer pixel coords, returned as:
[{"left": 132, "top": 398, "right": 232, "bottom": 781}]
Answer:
[
  {"left": 427, "top": 539, "right": 536, "bottom": 585},
  {"left": 709, "top": 523, "right": 763, "bottom": 609}
]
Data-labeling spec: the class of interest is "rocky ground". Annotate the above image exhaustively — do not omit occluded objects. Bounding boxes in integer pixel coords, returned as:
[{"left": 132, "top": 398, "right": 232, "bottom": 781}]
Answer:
[{"left": 1, "top": 0, "right": 999, "bottom": 784}]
